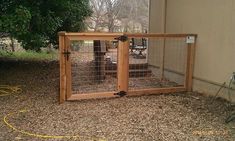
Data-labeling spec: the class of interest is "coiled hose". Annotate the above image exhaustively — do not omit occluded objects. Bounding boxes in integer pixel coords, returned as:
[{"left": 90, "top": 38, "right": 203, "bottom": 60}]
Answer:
[{"left": 0, "top": 85, "right": 22, "bottom": 97}]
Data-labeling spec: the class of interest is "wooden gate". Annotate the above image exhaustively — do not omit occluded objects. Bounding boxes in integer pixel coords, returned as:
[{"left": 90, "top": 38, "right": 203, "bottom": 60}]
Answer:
[{"left": 59, "top": 32, "right": 197, "bottom": 103}]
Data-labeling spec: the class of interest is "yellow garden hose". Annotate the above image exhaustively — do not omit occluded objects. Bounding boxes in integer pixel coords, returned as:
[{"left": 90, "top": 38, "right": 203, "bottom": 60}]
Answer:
[
  {"left": 3, "top": 109, "right": 106, "bottom": 141},
  {"left": 1, "top": 86, "right": 107, "bottom": 140},
  {"left": 0, "top": 85, "right": 22, "bottom": 97}
]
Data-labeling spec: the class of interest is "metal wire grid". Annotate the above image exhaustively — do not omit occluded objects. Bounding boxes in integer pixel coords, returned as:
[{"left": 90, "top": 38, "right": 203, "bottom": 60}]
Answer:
[
  {"left": 70, "top": 37, "right": 187, "bottom": 94},
  {"left": 71, "top": 40, "right": 117, "bottom": 94},
  {"left": 128, "top": 37, "right": 187, "bottom": 90},
  {"left": 164, "top": 38, "right": 187, "bottom": 86}
]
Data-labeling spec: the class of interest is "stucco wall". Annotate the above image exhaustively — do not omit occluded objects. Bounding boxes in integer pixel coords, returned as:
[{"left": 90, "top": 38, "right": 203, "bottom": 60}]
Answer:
[
  {"left": 149, "top": 0, "right": 166, "bottom": 33},
  {"left": 149, "top": 0, "right": 235, "bottom": 101},
  {"left": 148, "top": 0, "right": 165, "bottom": 67}
]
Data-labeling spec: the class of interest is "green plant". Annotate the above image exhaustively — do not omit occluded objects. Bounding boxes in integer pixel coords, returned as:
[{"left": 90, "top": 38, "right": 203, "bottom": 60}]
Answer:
[
  {"left": 0, "top": 50, "right": 58, "bottom": 61},
  {"left": 0, "top": 0, "right": 92, "bottom": 51}
]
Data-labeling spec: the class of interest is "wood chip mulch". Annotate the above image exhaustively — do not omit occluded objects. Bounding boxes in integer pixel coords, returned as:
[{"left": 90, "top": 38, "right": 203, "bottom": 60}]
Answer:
[{"left": 0, "top": 60, "right": 234, "bottom": 141}]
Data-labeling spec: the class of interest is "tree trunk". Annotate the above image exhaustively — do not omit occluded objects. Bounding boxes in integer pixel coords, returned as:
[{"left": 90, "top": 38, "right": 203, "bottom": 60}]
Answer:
[
  {"left": 47, "top": 43, "right": 53, "bottom": 53},
  {"left": 10, "top": 36, "right": 15, "bottom": 52}
]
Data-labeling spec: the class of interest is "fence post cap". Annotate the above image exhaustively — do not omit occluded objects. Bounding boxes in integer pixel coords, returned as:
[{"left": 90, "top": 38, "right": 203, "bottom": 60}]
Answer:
[{"left": 58, "top": 31, "right": 66, "bottom": 36}]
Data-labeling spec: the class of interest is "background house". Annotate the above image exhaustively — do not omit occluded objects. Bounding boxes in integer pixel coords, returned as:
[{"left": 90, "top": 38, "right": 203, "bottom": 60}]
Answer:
[{"left": 149, "top": 0, "right": 235, "bottom": 102}]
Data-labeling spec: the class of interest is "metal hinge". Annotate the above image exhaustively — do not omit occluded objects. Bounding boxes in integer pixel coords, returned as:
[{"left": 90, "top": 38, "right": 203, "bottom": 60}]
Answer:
[
  {"left": 62, "top": 49, "right": 71, "bottom": 61},
  {"left": 115, "top": 35, "right": 128, "bottom": 42},
  {"left": 114, "top": 91, "right": 127, "bottom": 97}
]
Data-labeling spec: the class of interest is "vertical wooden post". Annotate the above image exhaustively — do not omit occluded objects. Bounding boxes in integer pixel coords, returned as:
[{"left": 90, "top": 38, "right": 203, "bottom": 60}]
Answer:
[
  {"left": 65, "top": 37, "right": 72, "bottom": 99},
  {"left": 117, "top": 36, "right": 129, "bottom": 93},
  {"left": 160, "top": 0, "right": 167, "bottom": 80},
  {"left": 160, "top": 38, "right": 166, "bottom": 80},
  {"left": 185, "top": 40, "right": 196, "bottom": 92},
  {"left": 59, "top": 32, "right": 66, "bottom": 104}
]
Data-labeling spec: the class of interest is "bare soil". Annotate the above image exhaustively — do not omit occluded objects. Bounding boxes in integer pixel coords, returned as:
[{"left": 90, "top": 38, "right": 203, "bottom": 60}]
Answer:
[{"left": 0, "top": 60, "right": 235, "bottom": 141}]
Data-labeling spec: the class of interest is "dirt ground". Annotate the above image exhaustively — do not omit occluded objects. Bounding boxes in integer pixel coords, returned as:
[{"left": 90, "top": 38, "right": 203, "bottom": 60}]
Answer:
[{"left": 0, "top": 60, "right": 235, "bottom": 141}]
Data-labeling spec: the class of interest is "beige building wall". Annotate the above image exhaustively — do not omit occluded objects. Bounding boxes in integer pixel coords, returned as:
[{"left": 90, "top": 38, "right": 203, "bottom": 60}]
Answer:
[
  {"left": 148, "top": 0, "right": 165, "bottom": 67},
  {"left": 149, "top": 0, "right": 235, "bottom": 101},
  {"left": 149, "top": 0, "right": 165, "bottom": 33}
]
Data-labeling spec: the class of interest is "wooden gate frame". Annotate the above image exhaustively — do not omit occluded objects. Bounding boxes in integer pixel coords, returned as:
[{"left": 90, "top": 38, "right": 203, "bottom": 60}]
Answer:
[{"left": 58, "top": 32, "right": 197, "bottom": 103}]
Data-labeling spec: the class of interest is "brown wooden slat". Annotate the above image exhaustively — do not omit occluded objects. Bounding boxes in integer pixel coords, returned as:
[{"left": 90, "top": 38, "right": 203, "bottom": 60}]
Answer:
[
  {"left": 128, "top": 87, "right": 186, "bottom": 96},
  {"left": 126, "top": 33, "right": 198, "bottom": 38},
  {"left": 185, "top": 41, "right": 196, "bottom": 91},
  {"left": 117, "top": 39, "right": 130, "bottom": 92},
  {"left": 65, "top": 32, "right": 123, "bottom": 36},
  {"left": 62, "top": 32, "right": 197, "bottom": 38},
  {"left": 67, "top": 87, "right": 186, "bottom": 101},
  {"left": 67, "top": 36, "right": 118, "bottom": 41},
  {"left": 65, "top": 37, "right": 72, "bottom": 99},
  {"left": 59, "top": 32, "right": 66, "bottom": 104},
  {"left": 67, "top": 92, "right": 118, "bottom": 101}
]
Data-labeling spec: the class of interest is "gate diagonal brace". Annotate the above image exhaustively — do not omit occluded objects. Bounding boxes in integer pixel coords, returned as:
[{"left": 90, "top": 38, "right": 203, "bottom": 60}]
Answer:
[
  {"left": 114, "top": 91, "right": 127, "bottom": 97},
  {"left": 115, "top": 35, "right": 128, "bottom": 42}
]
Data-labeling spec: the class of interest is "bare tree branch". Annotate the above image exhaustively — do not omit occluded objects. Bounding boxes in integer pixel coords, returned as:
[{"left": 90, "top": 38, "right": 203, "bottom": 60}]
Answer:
[{"left": 86, "top": 0, "right": 149, "bottom": 32}]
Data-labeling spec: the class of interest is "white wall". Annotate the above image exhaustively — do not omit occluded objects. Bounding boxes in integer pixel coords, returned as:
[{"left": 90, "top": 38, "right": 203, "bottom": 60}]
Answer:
[{"left": 149, "top": 0, "right": 235, "bottom": 101}]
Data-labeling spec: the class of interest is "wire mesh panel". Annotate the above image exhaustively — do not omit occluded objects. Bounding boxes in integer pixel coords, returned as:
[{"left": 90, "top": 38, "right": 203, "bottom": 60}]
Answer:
[
  {"left": 70, "top": 40, "right": 118, "bottom": 95},
  {"left": 128, "top": 37, "right": 188, "bottom": 90},
  {"left": 163, "top": 38, "right": 187, "bottom": 87}
]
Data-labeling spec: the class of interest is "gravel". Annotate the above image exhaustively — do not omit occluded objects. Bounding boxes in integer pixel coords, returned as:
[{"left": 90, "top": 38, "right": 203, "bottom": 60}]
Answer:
[{"left": 0, "top": 60, "right": 235, "bottom": 141}]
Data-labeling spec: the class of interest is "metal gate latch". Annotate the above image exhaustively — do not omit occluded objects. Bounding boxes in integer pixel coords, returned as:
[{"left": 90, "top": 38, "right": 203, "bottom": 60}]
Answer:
[
  {"left": 114, "top": 91, "right": 127, "bottom": 97},
  {"left": 115, "top": 35, "right": 128, "bottom": 42},
  {"left": 62, "top": 50, "right": 71, "bottom": 60}
]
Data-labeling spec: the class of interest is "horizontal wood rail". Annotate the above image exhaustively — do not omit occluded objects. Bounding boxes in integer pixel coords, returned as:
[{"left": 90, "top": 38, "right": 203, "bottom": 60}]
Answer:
[
  {"left": 126, "top": 33, "right": 197, "bottom": 38},
  {"left": 128, "top": 87, "right": 186, "bottom": 96},
  {"left": 59, "top": 32, "right": 197, "bottom": 39},
  {"left": 67, "top": 87, "right": 186, "bottom": 101},
  {"left": 67, "top": 92, "right": 119, "bottom": 101}
]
